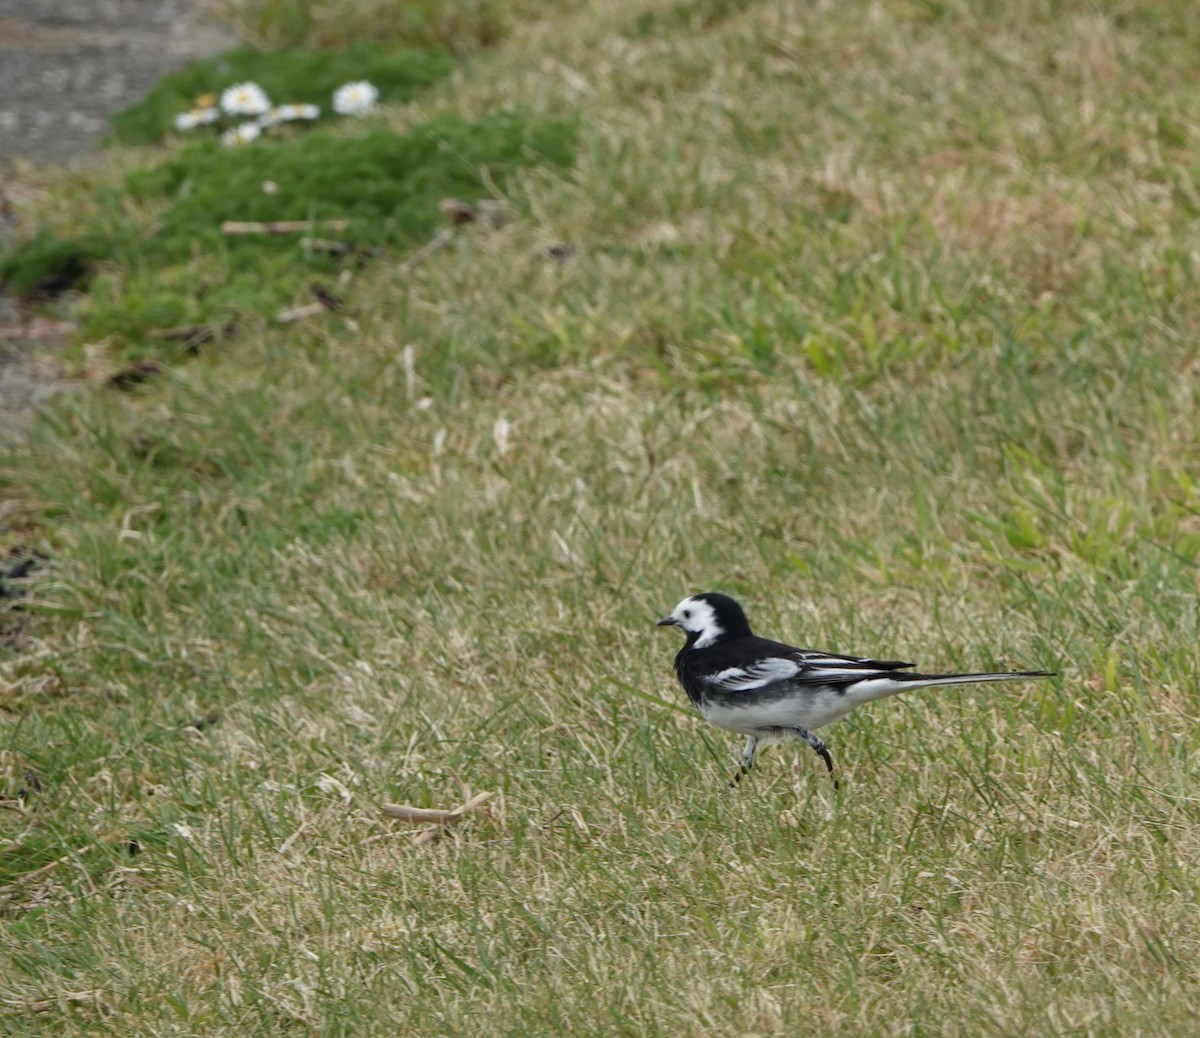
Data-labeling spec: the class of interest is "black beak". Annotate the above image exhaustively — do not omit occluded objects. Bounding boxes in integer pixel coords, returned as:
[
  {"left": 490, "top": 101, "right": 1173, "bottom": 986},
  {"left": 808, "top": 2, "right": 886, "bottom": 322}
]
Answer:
[{"left": 656, "top": 616, "right": 677, "bottom": 627}]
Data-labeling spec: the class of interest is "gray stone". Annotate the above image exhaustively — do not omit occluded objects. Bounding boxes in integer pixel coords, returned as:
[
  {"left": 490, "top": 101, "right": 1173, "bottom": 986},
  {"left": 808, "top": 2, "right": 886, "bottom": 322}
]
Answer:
[
  {"left": 1, "top": 2, "right": 235, "bottom": 421},
  {"left": 0, "top": 0, "right": 236, "bottom": 164}
]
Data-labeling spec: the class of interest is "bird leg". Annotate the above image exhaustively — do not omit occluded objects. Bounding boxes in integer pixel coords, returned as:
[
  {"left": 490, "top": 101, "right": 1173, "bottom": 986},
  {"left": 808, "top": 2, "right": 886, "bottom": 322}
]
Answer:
[
  {"left": 729, "top": 731, "right": 841, "bottom": 791},
  {"left": 728, "top": 736, "right": 758, "bottom": 788},
  {"left": 794, "top": 727, "right": 839, "bottom": 790}
]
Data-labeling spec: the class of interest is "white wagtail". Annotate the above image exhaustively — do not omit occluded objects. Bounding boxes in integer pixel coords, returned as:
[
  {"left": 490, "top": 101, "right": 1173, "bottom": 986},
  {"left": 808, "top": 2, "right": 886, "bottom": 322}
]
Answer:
[{"left": 657, "top": 592, "right": 1053, "bottom": 787}]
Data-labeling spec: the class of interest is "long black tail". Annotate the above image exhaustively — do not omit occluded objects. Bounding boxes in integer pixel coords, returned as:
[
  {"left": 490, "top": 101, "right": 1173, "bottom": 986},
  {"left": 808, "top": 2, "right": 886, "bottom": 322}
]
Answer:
[{"left": 842, "top": 669, "right": 1054, "bottom": 707}]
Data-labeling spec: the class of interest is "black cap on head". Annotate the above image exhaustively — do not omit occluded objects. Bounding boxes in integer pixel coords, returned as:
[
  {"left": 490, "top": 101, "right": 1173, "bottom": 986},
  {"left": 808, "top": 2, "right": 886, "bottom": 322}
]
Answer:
[{"left": 691, "top": 593, "right": 753, "bottom": 637}]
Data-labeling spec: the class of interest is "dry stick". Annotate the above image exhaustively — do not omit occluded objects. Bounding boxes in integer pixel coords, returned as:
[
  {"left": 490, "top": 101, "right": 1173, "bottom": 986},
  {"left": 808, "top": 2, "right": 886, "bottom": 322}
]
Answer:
[
  {"left": 397, "top": 227, "right": 455, "bottom": 275},
  {"left": 382, "top": 790, "right": 493, "bottom": 846},
  {"left": 273, "top": 221, "right": 454, "bottom": 322},
  {"left": 276, "top": 302, "right": 326, "bottom": 324},
  {"left": 300, "top": 237, "right": 351, "bottom": 254},
  {"left": 275, "top": 301, "right": 362, "bottom": 333},
  {"left": 4, "top": 854, "right": 68, "bottom": 888},
  {"left": 382, "top": 790, "right": 493, "bottom": 823},
  {"left": 1, "top": 990, "right": 103, "bottom": 1015},
  {"left": 221, "top": 219, "right": 352, "bottom": 235},
  {"left": 410, "top": 827, "right": 448, "bottom": 849}
]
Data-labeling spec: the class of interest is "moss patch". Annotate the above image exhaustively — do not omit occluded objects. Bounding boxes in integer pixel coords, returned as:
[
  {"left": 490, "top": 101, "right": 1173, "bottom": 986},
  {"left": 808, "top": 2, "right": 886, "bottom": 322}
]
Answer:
[
  {"left": 3, "top": 111, "right": 577, "bottom": 351},
  {"left": 131, "top": 115, "right": 576, "bottom": 252},
  {"left": 108, "top": 43, "right": 454, "bottom": 147}
]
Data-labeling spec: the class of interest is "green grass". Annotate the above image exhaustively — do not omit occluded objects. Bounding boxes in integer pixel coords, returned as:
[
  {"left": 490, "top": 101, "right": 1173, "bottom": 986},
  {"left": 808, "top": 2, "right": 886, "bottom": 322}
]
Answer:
[
  {"left": 3, "top": 0, "right": 1200, "bottom": 1034},
  {"left": 209, "top": 0, "right": 533, "bottom": 51},
  {"left": 2, "top": 110, "right": 577, "bottom": 350}
]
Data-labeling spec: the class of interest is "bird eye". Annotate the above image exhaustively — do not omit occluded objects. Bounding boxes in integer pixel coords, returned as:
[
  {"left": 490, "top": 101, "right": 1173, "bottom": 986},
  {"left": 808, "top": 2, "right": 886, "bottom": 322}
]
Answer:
[{"left": 682, "top": 609, "right": 692, "bottom": 620}]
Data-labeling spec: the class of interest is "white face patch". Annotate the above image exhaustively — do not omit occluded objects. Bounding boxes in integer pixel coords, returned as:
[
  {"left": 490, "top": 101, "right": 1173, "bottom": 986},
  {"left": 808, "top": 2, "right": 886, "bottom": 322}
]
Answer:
[{"left": 669, "top": 596, "right": 724, "bottom": 648}]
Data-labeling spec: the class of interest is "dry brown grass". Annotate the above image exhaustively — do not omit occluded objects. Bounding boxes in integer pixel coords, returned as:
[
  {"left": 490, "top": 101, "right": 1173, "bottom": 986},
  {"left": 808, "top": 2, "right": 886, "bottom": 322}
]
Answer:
[{"left": 4, "top": 0, "right": 1200, "bottom": 1034}]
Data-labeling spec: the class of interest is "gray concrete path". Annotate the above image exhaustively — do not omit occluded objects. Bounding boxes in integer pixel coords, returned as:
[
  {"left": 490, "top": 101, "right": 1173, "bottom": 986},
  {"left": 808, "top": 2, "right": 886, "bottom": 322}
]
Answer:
[
  {"left": 0, "top": 0, "right": 234, "bottom": 164},
  {"left": 1, "top": 2, "right": 237, "bottom": 424}
]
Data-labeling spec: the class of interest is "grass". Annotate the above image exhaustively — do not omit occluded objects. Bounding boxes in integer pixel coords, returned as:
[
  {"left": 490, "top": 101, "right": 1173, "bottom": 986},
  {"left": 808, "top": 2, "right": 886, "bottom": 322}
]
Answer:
[
  {"left": 1, "top": 34, "right": 575, "bottom": 352},
  {"left": 107, "top": 43, "right": 454, "bottom": 146},
  {"left": 2, "top": 110, "right": 577, "bottom": 350},
  {"left": 3, "top": 0, "right": 1200, "bottom": 1033},
  {"left": 207, "top": 0, "right": 544, "bottom": 51}
]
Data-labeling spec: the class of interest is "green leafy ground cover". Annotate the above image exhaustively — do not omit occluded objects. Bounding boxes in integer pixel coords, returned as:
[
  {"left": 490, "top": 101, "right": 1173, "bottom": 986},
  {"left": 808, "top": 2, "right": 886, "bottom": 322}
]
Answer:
[
  {"left": 107, "top": 43, "right": 454, "bottom": 146},
  {"left": 1, "top": 40, "right": 574, "bottom": 352}
]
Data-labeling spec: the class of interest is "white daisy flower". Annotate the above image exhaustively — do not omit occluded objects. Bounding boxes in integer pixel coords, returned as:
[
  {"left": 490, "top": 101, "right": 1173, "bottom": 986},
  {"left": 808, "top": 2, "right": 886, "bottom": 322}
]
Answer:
[
  {"left": 271, "top": 103, "right": 321, "bottom": 123},
  {"left": 220, "top": 121, "right": 263, "bottom": 148},
  {"left": 174, "top": 106, "right": 219, "bottom": 131},
  {"left": 332, "top": 81, "right": 379, "bottom": 116},
  {"left": 220, "top": 82, "right": 270, "bottom": 116}
]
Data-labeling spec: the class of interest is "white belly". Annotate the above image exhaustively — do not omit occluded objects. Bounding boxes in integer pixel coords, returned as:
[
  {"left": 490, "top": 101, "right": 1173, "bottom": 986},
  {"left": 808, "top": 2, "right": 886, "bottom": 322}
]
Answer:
[{"left": 699, "top": 688, "right": 856, "bottom": 733}]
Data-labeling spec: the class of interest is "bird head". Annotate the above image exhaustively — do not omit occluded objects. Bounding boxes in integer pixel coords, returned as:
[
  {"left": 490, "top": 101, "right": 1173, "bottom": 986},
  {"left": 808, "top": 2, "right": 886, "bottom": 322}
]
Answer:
[{"left": 656, "top": 592, "right": 751, "bottom": 648}]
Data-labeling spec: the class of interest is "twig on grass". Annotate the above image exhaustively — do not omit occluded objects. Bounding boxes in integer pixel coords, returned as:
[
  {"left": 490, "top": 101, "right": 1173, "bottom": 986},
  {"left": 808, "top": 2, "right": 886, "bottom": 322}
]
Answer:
[
  {"left": 397, "top": 227, "right": 455, "bottom": 275},
  {"left": 382, "top": 790, "right": 493, "bottom": 846},
  {"left": 277, "top": 285, "right": 360, "bottom": 329},
  {"left": 0, "top": 990, "right": 105, "bottom": 1016},
  {"left": 4, "top": 854, "right": 68, "bottom": 888},
  {"left": 221, "top": 219, "right": 352, "bottom": 235},
  {"left": 275, "top": 301, "right": 362, "bottom": 333},
  {"left": 148, "top": 320, "right": 236, "bottom": 354},
  {"left": 276, "top": 302, "right": 325, "bottom": 323}
]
